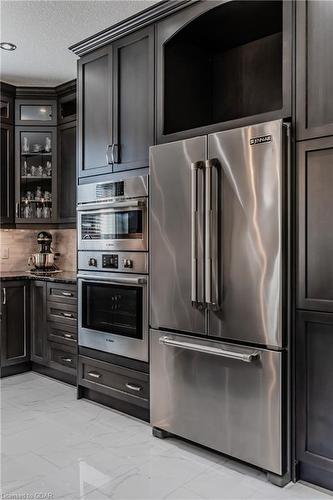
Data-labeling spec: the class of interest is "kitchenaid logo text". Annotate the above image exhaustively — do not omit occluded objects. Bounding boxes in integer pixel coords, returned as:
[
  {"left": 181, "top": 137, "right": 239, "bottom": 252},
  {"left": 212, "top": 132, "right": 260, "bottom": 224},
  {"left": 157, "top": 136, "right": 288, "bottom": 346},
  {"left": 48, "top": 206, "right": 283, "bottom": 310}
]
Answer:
[{"left": 250, "top": 135, "right": 272, "bottom": 145}]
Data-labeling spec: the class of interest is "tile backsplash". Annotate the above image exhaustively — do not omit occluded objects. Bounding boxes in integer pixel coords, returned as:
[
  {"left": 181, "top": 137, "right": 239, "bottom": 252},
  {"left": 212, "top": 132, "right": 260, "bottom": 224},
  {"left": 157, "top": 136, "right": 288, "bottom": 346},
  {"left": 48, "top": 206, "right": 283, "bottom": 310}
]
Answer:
[{"left": 0, "top": 229, "right": 76, "bottom": 272}]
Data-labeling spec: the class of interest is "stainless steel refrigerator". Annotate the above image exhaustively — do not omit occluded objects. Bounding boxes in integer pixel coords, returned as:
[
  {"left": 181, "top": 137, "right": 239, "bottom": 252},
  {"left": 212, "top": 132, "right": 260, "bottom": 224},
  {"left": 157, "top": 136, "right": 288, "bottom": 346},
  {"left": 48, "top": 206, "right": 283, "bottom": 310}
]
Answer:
[{"left": 149, "top": 120, "right": 290, "bottom": 483}]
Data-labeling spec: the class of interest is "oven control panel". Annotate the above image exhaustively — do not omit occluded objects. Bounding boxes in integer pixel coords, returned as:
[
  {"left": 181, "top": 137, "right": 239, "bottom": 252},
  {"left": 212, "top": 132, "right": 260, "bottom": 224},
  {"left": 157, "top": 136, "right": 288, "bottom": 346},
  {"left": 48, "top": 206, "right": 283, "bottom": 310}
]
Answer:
[
  {"left": 78, "top": 251, "right": 148, "bottom": 274},
  {"left": 102, "top": 254, "right": 119, "bottom": 269}
]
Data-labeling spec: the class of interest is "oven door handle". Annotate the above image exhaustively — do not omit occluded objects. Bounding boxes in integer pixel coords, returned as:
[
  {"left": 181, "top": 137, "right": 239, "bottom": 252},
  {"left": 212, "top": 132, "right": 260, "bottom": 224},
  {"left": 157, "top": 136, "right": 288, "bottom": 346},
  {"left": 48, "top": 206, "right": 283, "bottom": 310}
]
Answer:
[
  {"left": 77, "top": 274, "right": 147, "bottom": 285},
  {"left": 77, "top": 199, "right": 146, "bottom": 212}
]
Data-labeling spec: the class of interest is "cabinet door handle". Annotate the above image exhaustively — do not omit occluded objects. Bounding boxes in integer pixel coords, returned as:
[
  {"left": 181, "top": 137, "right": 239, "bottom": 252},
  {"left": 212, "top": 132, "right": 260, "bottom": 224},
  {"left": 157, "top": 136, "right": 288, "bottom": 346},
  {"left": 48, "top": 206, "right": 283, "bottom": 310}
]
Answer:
[
  {"left": 61, "top": 357, "right": 72, "bottom": 363},
  {"left": 125, "top": 383, "right": 143, "bottom": 392},
  {"left": 62, "top": 312, "right": 74, "bottom": 318},
  {"left": 63, "top": 333, "right": 74, "bottom": 339},
  {"left": 88, "top": 371, "right": 101, "bottom": 379},
  {"left": 61, "top": 291, "right": 73, "bottom": 297},
  {"left": 2, "top": 288, "right": 6, "bottom": 305},
  {"left": 106, "top": 144, "right": 113, "bottom": 165},
  {"left": 16, "top": 203, "right": 20, "bottom": 218}
]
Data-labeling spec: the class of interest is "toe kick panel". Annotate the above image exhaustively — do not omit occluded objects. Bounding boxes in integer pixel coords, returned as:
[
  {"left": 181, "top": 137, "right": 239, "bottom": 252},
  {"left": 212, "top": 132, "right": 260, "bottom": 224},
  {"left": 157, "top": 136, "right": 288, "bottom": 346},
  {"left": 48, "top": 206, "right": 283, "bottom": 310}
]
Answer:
[{"left": 150, "top": 329, "right": 284, "bottom": 475}]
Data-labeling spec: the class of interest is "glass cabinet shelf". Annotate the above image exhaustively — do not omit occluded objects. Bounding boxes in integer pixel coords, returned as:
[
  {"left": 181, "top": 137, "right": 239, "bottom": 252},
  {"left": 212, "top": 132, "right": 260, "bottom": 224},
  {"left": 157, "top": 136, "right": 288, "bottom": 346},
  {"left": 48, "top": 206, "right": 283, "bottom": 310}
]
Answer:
[{"left": 16, "top": 128, "right": 55, "bottom": 221}]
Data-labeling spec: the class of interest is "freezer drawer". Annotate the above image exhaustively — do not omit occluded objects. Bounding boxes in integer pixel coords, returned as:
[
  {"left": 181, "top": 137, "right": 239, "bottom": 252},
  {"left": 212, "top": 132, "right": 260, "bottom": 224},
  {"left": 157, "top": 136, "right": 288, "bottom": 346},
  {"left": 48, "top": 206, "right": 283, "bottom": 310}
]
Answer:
[{"left": 150, "top": 329, "right": 284, "bottom": 475}]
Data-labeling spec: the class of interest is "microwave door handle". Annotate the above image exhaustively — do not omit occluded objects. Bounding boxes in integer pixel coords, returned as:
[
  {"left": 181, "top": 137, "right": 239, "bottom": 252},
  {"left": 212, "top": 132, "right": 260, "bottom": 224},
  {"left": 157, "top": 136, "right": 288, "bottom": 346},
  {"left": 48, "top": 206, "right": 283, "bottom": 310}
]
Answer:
[
  {"left": 205, "top": 159, "right": 220, "bottom": 311},
  {"left": 77, "top": 274, "right": 147, "bottom": 285}
]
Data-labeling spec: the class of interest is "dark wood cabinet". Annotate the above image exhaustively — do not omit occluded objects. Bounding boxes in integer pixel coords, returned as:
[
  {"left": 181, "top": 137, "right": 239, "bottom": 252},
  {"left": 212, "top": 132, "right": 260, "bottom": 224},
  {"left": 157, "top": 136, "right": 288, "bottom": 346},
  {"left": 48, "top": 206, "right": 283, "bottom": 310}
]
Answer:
[
  {"left": 58, "top": 91, "right": 76, "bottom": 125},
  {"left": 112, "top": 26, "right": 154, "bottom": 172},
  {"left": 296, "top": 310, "right": 333, "bottom": 491},
  {"left": 15, "top": 126, "right": 57, "bottom": 224},
  {"left": 0, "top": 281, "right": 29, "bottom": 372},
  {"left": 78, "top": 27, "right": 154, "bottom": 179},
  {"left": 78, "top": 46, "right": 113, "bottom": 178},
  {"left": 15, "top": 99, "right": 57, "bottom": 126},
  {"left": 58, "top": 121, "right": 76, "bottom": 224},
  {"left": 0, "top": 87, "right": 14, "bottom": 125},
  {"left": 30, "top": 281, "right": 48, "bottom": 363},
  {"left": 156, "top": 0, "right": 292, "bottom": 143},
  {"left": 78, "top": 350, "right": 149, "bottom": 421},
  {"left": 0, "top": 123, "right": 14, "bottom": 224},
  {"left": 296, "top": 0, "right": 333, "bottom": 141},
  {"left": 297, "top": 137, "right": 333, "bottom": 312}
]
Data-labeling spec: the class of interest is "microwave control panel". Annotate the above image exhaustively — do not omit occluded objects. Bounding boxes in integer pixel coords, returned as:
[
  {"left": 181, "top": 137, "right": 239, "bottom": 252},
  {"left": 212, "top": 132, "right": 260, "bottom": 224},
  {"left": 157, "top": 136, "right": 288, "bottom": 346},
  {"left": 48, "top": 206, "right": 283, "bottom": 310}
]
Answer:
[{"left": 102, "top": 254, "right": 119, "bottom": 269}]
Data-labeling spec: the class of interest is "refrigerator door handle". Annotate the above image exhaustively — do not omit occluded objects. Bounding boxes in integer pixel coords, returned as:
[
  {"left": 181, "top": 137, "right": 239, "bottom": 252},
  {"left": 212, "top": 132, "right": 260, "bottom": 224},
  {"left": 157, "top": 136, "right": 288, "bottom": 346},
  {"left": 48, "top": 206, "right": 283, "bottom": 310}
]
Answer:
[
  {"left": 191, "top": 161, "right": 205, "bottom": 309},
  {"left": 159, "top": 336, "right": 260, "bottom": 363},
  {"left": 205, "top": 159, "right": 220, "bottom": 310}
]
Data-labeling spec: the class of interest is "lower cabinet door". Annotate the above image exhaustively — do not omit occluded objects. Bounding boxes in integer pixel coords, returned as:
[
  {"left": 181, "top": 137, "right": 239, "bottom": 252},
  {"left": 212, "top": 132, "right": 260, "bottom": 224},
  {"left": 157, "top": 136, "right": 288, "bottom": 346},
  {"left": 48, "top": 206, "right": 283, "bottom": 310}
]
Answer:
[
  {"left": 1, "top": 281, "right": 29, "bottom": 367},
  {"left": 150, "top": 329, "right": 284, "bottom": 475},
  {"left": 31, "top": 281, "right": 48, "bottom": 364},
  {"left": 296, "top": 310, "right": 333, "bottom": 491}
]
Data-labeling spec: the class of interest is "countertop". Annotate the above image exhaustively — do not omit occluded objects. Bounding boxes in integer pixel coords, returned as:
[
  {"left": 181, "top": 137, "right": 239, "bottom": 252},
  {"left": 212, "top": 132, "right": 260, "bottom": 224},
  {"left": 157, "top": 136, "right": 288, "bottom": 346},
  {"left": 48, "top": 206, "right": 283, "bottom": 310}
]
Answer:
[{"left": 0, "top": 271, "right": 77, "bottom": 284}]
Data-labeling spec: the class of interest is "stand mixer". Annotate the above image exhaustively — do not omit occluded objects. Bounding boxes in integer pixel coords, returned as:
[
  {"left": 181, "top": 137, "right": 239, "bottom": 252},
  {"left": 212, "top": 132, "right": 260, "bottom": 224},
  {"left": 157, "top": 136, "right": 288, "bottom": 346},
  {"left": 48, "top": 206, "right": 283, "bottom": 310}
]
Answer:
[{"left": 28, "top": 231, "right": 61, "bottom": 274}]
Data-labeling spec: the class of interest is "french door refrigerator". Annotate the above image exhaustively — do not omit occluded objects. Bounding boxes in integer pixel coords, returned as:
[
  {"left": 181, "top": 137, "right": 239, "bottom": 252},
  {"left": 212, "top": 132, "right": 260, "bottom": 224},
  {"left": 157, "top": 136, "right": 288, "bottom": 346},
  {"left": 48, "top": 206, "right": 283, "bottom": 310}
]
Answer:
[{"left": 150, "top": 120, "right": 290, "bottom": 484}]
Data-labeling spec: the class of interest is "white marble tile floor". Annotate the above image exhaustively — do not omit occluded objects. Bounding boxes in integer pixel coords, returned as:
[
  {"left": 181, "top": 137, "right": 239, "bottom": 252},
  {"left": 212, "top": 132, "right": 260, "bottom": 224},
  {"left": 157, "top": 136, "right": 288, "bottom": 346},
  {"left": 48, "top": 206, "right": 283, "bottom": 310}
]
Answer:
[{"left": 0, "top": 373, "right": 332, "bottom": 500}]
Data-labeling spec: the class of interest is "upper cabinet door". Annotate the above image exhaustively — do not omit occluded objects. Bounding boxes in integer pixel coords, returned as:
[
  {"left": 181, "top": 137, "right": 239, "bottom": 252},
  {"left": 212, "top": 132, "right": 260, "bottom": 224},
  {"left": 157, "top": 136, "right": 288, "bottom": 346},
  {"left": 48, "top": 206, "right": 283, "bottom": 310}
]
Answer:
[
  {"left": 78, "top": 46, "right": 112, "bottom": 178},
  {"left": 0, "top": 92, "right": 14, "bottom": 125},
  {"left": 15, "top": 99, "right": 57, "bottom": 126},
  {"left": 0, "top": 123, "right": 14, "bottom": 225},
  {"left": 297, "top": 137, "right": 333, "bottom": 312},
  {"left": 58, "top": 122, "right": 76, "bottom": 224},
  {"left": 296, "top": 1, "right": 333, "bottom": 140},
  {"left": 112, "top": 26, "right": 154, "bottom": 172},
  {"left": 156, "top": 0, "right": 292, "bottom": 143}
]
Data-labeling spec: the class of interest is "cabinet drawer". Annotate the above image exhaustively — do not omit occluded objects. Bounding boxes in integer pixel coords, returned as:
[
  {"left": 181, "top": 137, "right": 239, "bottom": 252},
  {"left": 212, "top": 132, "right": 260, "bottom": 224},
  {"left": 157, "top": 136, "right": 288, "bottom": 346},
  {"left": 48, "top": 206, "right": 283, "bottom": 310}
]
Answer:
[
  {"left": 78, "top": 356, "right": 149, "bottom": 408},
  {"left": 49, "top": 342, "right": 77, "bottom": 373},
  {"left": 47, "top": 283, "right": 77, "bottom": 305},
  {"left": 47, "top": 302, "right": 77, "bottom": 324},
  {"left": 48, "top": 322, "right": 77, "bottom": 346}
]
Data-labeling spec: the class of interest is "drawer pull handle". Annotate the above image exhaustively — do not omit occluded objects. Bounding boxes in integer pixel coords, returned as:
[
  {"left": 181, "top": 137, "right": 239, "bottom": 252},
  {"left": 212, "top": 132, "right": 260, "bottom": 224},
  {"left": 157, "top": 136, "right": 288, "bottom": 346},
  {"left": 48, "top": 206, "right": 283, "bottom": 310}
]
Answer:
[
  {"left": 63, "top": 334, "right": 73, "bottom": 339},
  {"left": 61, "top": 292, "right": 73, "bottom": 297},
  {"left": 125, "top": 383, "right": 143, "bottom": 392},
  {"left": 88, "top": 371, "right": 101, "bottom": 379},
  {"left": 62, "top": 312, "right": 74, "bottom": 318},
  {"left": 61, "top": 357, "right": 72, "bottom": 363}
]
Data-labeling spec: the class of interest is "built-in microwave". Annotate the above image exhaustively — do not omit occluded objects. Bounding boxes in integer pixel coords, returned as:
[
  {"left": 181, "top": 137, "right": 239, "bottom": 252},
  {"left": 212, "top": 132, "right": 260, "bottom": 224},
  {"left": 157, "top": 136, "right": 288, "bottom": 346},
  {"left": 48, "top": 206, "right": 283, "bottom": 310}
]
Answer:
[{"left": 77, "top": 175, "right": 148, "bottom": 252}]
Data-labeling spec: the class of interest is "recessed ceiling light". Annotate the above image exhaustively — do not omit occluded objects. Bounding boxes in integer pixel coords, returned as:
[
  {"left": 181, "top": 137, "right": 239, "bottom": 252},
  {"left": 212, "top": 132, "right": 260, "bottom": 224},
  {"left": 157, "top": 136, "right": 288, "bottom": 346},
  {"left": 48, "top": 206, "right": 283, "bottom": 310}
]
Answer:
[{"left": 0, "top": 42, "right": 17, "bottom": 51}]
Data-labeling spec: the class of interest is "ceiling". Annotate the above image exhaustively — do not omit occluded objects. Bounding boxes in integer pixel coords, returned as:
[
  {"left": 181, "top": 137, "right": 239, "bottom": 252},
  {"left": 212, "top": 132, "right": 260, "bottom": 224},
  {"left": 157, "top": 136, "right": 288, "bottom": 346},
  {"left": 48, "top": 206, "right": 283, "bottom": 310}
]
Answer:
[{"left": 0, "top": 0, "right": 158, "bottom": 87}]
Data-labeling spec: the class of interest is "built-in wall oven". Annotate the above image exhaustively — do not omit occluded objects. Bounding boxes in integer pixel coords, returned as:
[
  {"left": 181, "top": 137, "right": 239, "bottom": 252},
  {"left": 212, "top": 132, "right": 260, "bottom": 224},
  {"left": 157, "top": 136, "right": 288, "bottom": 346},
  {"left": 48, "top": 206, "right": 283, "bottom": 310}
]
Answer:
[{"left": 77, "top": 174, "right": 149, "bottom": 362}]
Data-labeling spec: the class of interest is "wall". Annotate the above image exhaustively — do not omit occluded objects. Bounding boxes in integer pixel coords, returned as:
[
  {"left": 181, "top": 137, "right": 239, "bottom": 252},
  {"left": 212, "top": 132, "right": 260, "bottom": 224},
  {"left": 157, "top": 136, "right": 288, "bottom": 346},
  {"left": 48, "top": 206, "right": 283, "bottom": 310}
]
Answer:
[{"left": 0, "top": 229, "right": 76, "bottom": 272}]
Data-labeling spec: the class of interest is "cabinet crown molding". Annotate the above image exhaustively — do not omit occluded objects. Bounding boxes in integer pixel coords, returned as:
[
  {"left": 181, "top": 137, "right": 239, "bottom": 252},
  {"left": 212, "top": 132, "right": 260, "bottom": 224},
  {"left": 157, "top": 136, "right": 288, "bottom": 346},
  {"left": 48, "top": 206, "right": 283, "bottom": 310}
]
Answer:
[{"left": 69, "top": 0, "right": 196, "bottom": 57}]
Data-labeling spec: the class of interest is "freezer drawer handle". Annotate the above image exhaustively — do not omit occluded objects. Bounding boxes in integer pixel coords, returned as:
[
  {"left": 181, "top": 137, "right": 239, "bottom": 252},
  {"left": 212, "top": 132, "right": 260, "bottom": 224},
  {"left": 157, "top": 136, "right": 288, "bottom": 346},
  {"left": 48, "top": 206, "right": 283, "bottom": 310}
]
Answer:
[{"left": 159, "top": 336, "right": 260, "bottom": 363}]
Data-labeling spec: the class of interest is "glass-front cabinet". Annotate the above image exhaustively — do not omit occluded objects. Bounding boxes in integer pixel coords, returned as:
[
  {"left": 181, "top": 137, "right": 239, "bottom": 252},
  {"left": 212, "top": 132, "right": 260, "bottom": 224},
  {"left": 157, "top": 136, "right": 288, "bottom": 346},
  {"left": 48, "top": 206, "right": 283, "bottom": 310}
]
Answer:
[
  {"left": 15, "top": 127, "right": 57, "bottom": 223},
  {"left": 15, "top": 99, "right": 57, "bottom": 126}
]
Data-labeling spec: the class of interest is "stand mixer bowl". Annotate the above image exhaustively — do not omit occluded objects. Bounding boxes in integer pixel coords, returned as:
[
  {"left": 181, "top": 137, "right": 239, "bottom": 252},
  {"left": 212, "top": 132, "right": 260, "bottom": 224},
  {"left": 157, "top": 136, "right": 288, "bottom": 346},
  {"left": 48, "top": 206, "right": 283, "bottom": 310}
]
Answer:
[{"left": 29, "top": 253, "right": 55, "bottom": 269}]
